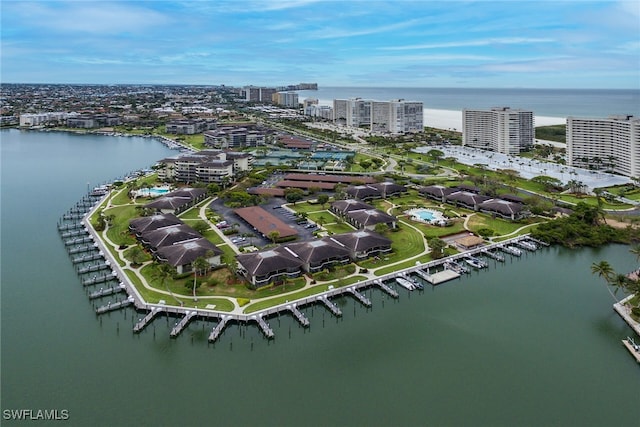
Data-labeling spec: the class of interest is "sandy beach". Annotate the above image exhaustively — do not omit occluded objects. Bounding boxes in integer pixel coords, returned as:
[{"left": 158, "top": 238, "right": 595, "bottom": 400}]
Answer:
[{"left": 424, "top": 108, "right": 566, "bottom": 132}]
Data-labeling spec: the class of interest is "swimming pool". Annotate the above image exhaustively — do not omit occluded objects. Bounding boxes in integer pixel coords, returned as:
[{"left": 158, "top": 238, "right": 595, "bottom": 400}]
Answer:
[
  {"left": 406, "top": 208, "right": 449, "bottom": 226},
  {"left": 133, "top": 186, "right": 171, "bottom": 198}
]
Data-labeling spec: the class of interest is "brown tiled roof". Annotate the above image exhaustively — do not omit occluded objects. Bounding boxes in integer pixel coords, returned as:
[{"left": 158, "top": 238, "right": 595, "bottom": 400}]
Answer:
[
  {"left": 156, "top": 238, "right": 222, "bottom": 268},
  {"left": 331, "top": 199, "right": 374, "bottom": 214},
  {"left": 347, "top": 209, "right": 396, "bottom": 227},
  {"left": 419, "top": 185, "right": 456, "bottom": 198},
  {"left": 247, "top": 187, "right": 286, "bottom": 197},
  {"left": 328, "top": 230, "right": 392, "bottom": 252},
  {"left": 236, "top": 249, "right": 303, "bottom": 276},
  {"left": 275, "top": 180, "right": 336, "bottom": 190},
  {"left": 234, "top": 206, "right": 298, "bottom": 239},
  {"left": 283, "top": 173, "right": 375, "bottom": 184},
  {"left": 129, "top": 213, "right": 182, "bottom": 235},
  {"left": 140, "top": 224, "right": 203, "bottom": 250}
]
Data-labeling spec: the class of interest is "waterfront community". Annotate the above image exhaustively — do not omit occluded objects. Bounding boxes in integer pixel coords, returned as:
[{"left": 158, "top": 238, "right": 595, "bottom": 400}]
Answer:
[{"left": 5, "top": 82, "right": 633, "bottom": 353}]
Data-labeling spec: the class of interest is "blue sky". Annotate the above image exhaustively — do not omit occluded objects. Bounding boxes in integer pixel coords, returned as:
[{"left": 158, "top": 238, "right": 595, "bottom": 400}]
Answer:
[{"left": 1, "top": 0, "right": 638, "bottom": 88}]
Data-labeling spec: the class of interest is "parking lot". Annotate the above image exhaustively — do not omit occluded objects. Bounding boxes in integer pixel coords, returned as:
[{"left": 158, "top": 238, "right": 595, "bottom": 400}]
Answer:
[{"left": 208, "top": 196, "right": 321, "bottom": 250}]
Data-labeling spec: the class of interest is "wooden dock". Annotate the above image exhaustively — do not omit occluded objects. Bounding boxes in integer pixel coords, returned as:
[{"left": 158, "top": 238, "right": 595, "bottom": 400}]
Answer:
[
  {"left": 253, "top": 315, "right": 275, "bottom": 339},
  {"left": 133, "top": 307, "right": 164, "bottom": 333},
  {"left": 481, "top": 249, "right": 504, "bottom": 262},
  {"left": 622, "top": 338, "right": 640, "bottom": 363},
  {"left": 88, "top": 283, "right": 125, "bottom": 299},
  {"left": 170, "top": 311, "right": 197, "bottom": 338},
  {"left": 82, "top": 272, "right": 117, "bottom": 286},
  {"left": 346, "top": 287, "right": 371, "bottom": 307},
  {"left": 77, "top": 262, "right": 110, "bottom": 274},
  {"left": 287, "top": 304, "right": 310, "bottom": 327},
  {"left": 318, "top": 296, "right": 342, "bottom": 317},
  {"left": 374, "top": 280, "right": 399, "bottom": 298},
  {"left": 95, "top": 298, "right": 133, "bottom": 314},
  {"left": 208, "top": 316, "right": 230, "bottom": 342},
  {"left": 424, "top": 269, "right": 460, "bottom": 285}
]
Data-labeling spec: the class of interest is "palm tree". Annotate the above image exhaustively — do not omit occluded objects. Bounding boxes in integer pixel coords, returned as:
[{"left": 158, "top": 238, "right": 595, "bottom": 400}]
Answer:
[
  {"left": 591, "top": 261, "right": 617, "bottom": 301},
  {"left": 629, "top": 245, "right": 640, "bottom": 262},
  {"left": 267, "top": 230, "right": 280, "bottom": 244},
  {"left": 191, "top": 256, "right": 210, "bottom": 301}
]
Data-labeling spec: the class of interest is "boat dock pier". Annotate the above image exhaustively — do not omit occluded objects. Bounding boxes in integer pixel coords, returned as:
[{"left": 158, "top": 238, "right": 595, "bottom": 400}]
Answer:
[
  {"left": 481, "top": 249, "right": 505, "bottom": 262},
  {"left": 96, "top": 297, "right": 133, "bottom": 314},
  {"left": 133, "top": 307, "right": 165, "bottom": 333},
  {"left": 622, "top": 337, "right": 640, "bottom": 363},
  {"left": 65, "top": 236, "right": 93, "bottom": 246},
  {"left": 287, "top": 304, "right": 310, "bottom": 327},
  {"left": 418, "top": 269, "right": 461, "bottom": 285},
  {"left": 77, "top": 262, "right": 110, "bottom": 274},
  {"left": 374, "top": 280, "right": 399, "bottom": 298},
  {"left": 318, "top": 296, "right": 342, "bottom": 317},
  {"left": 89, "top": 283, "right": 125, "bottom": 299},
  {"left": 58, "top": 222, "right": 84, "bottom": 231},
  {"left": 208, "top": 316, "right": 231, "bottom": 342},
  {"left": 170, "top": 311, "right": 198, "bottom": 338},
  {"left": 82, "top": 272, "right": 117, "bottom": 286},
  {"left": 72, "top": 252, "right": 104, "bottom": 264},
  {"left": 253, "top": 315, "right": 275, "bottom": 339},
  {"left": 345, "top": 287, "right": 371, "bottom": 307},
  {"left": 68, "top": 244, "right": 97, "bottom": 255}
]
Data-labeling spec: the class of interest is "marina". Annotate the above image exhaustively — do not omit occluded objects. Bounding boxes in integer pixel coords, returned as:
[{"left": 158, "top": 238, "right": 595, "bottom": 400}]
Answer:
[{"left": 55, "top": 189, "right": 636, "bottom": 355}]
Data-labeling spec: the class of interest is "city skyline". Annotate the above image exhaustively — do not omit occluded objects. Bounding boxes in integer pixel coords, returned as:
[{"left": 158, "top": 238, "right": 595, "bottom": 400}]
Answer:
[{"left": 1, "top": 0, "right": 638, "bottom": 89}]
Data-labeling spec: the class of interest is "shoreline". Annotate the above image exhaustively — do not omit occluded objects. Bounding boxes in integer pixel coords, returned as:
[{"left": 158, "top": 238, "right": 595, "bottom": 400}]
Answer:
[{"left": 313, "top": 98, "right": 565, "bottom": 131}]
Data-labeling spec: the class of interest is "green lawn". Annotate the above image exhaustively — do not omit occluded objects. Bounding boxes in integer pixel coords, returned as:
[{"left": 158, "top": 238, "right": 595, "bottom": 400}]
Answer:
[
  {"left": 358, "top": 225, "right": 425, "bottom": 269},
  {"left": 243, "top": 275, "right": 368, "bottom": 313},
  {"left": 104, "top": 205, "right": 140, "bottom": 245},
  {"left": 124, "top": 269, "right": 235, "bottom": 311},
  {"left": 324, "top": 222, "right": 357, "bottom": 234}
]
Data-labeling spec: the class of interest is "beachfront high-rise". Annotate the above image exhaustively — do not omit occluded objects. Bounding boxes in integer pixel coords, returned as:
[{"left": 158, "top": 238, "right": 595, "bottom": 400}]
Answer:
[
  {"left": 462, "top": 107, "right": 534, "bottom": 155},
  {"left": 567, "top": 115, "right": 639, "bottom": 178},
  {"left": 333, "top": 98, "right": 423, "bottom": 134}
]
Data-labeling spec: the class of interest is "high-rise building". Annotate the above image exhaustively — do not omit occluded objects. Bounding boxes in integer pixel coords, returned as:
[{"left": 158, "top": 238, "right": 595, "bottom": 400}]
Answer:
[
  {"left": 332, "top": 98, "right": 423, "bottom": 134},
  {"left": 567, "top": 115, "right": 639, "bottom": 178},
  {"left": 272, "top": 92, "right": 299, "bottom": 108},
  {"left": 463, "top": 107, "right": 534, "bottom": 155}
]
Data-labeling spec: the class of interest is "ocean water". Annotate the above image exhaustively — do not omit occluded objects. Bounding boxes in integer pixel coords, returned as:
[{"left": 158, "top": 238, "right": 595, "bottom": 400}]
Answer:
[
  {"left": 296, "top": 87, "right": 640, "bottom": 118},
  {"left": 1, "top": 128, "right": 639, "bottom": 426}
]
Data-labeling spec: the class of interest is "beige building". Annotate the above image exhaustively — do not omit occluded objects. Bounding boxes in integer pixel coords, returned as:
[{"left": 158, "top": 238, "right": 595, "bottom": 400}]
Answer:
[
  {"left": 567, "top": 115, "right": 639, "bottom": 178},
  {"left": 463, "top": 107, "right": 534, "bottom": 155}
]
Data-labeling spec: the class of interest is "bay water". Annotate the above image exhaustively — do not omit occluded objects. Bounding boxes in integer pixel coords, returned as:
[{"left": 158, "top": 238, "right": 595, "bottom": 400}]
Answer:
[{"left": 1, "top": 128, "right": 638, "bottom": 426}]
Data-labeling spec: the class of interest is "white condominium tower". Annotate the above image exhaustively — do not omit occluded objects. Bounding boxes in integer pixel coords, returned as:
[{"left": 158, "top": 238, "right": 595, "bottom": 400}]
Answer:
[
  {"left": 332, "top": 98, "right": 423, "bottom": 134},
  {"left": 567, "top": 115, "right": 639, "bottom": 178},
  {"left": 462, "top": 107, "right": 534, "bottom": 155}
]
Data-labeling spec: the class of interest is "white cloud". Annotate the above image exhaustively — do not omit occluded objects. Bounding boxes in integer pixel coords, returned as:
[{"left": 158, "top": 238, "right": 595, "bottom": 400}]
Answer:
[{"left": 381, "top": 37, "right": 555, "bottom": 51}]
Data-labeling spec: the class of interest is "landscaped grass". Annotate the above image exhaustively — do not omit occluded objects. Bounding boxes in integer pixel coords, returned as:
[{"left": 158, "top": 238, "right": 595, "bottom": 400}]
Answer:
[
  {"left": 243, "top": 275, "right": 368, "bottom": 313},
  {"left": 465, "top": 214, "right": 537, "bottom": 236},
  {"left": 323, "top": 222, "right": 357, "bottom": 234},
  {"left": 358, "top": 225, "right": 425, "bottom": 269},
  {"left": 408, "top": 220, "right": 467, "bottom": 238},
  {"left": 307, "top": 210, "right": 337, "bottom": 225},
  {"left": 287, "top": 201, "right": 329, "bottom": 214},
  {"left": 104, "top": 205, "right": 139, "bottom": 246}
]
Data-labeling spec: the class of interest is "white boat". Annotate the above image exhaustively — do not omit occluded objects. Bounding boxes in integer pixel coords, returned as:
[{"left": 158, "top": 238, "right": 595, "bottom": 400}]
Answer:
[
  {"left": 518, "top": 240, "right": 537, "bottom": 251},
  {"left": 464, "top": 256, "right": 487, "bottom": 269},
  {"left": 395, "top": 277, "right": 416, "bottom": 290},
  {"left": 501, "top": 246, "right": 522, "bottom": 256}
]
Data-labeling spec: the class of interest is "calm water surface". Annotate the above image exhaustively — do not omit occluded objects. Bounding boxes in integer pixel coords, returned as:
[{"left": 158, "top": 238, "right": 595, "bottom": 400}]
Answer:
[
  {"left": 1, "top": 129, "right": 638, "bottom": 426},
  {"left": 297, "top": 87, "right": 640, "bottom": 118}
]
